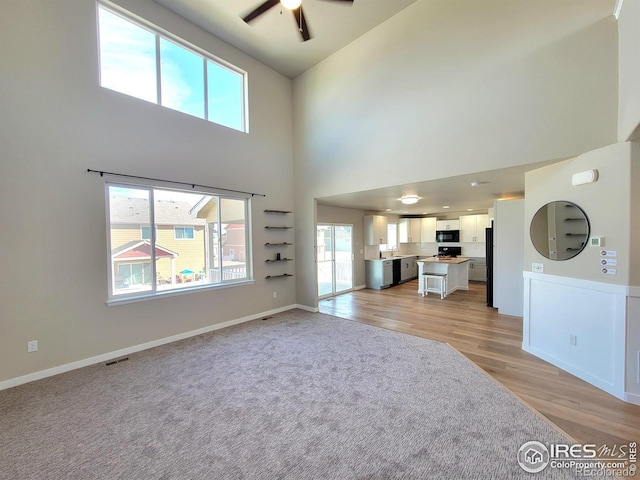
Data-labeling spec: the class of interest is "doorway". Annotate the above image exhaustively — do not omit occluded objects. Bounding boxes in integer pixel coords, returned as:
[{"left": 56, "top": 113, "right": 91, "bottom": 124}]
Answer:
[{"left": 317, "top": 224, "right": 354, "bottom": 299}]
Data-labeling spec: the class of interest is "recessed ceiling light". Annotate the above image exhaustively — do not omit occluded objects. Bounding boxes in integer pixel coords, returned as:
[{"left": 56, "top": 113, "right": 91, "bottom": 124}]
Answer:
[
  {"left": 386, "top": 208, "right": 392, "bottom": 212},
  {"left": 467, "top": 208, "right": 474, "bottom": 211},
  {"left": 470, "top": 181, "right": 490, "bottom": 187},
  {"left": 442, "top": 205, "right": 450, "bottom": 209},
  {"left": 400, "top": 195, "right": 419, "bottom": 205}
]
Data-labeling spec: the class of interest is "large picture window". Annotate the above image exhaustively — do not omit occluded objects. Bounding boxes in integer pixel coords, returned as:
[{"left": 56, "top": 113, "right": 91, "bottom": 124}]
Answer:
[
  {"left": 97, "top": 2, "right": 247, "bottom": 132},
  {"left": 107, "top": 184, "right": 252, "bottom": 302}
]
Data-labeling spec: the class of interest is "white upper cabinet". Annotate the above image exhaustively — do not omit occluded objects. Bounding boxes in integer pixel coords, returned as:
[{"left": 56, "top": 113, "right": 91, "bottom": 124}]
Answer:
[
  {"left": 460, "top": 214, "right": 489, "bottom": 242},
  {"left": 420, "top": 217, "right": 437, "bottom": 243},
  {"left": 436, "top": 219, "right": 460, "bottom": 231},
  {"left": 399, "top": 218, "right": 422, "bottom": 243},
  {"left": 364, "top": 215, "right": 388, "bottom": 245}
]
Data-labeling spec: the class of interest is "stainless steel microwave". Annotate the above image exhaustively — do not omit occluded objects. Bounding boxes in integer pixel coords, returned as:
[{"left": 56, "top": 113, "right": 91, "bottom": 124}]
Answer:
[{"left": 436, "top": 230, "right": 460, "bottom": 242}]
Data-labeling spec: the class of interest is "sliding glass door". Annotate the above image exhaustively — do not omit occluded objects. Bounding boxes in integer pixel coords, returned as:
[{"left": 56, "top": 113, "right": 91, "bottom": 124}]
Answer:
[{"left": 317, "top": 224, "right": 354, "bottom": 299}]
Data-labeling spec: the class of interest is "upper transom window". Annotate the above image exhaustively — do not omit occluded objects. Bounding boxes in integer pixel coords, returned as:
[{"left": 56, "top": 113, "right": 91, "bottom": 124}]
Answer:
[{"left": 97, "top": 2, "right": 247, "bottom": 132}]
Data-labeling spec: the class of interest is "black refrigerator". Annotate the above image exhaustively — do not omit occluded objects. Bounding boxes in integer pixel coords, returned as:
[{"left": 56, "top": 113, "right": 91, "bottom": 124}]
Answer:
[{"left": 485, "top": 224, "right": 494, "bottom": 307}]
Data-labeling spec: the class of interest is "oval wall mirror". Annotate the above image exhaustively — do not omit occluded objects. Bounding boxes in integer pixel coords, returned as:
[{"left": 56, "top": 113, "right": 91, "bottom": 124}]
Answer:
[{"left": 530, "top": 201, "right": 590, "bottom": 261}]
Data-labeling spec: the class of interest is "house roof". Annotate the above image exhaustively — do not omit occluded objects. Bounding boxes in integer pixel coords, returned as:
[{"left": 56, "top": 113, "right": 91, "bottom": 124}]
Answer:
[
  {"left": 112, "top": 240, "right": 178, "bottom": 260},
  {"left": 110, "top": 197, "right": 206, "bottom": 226}
]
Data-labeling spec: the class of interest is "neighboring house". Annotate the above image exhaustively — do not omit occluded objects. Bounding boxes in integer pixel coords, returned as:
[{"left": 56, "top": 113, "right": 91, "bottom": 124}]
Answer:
[
  {"left": 109, "top": 196, "right": 206, "bottom": 288},
  {"left": 111, "top": 240, "right": 179, "bottom": 288},
  {"left": 190, "top": 196, "right": 249, "bottom": 281},
  {"left": 223, "top": 224, "right": 246, "bottom": 261}
]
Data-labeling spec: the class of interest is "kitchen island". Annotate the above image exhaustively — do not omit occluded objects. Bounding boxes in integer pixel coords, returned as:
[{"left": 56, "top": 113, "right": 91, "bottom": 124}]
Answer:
[{"left": 417, "top": 257, "right": 470, "bottom": 297}]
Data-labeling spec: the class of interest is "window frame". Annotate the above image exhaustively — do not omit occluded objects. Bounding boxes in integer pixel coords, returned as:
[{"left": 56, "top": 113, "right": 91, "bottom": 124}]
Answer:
[
  {"left": 105, "top": 182, "right": 253, "bottom": 305},
  {"left": 383, "top": 223, "right": 398, "bottom": 251},
  {"left": 174, "top": 226, "right": 195, "bottom": 240},
  {"left": 97, "top": 0, "right": 249, "bottom": 133}
]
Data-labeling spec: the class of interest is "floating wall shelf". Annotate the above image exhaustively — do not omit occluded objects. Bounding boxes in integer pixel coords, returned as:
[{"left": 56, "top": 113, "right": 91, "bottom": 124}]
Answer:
[
  {"left": 264, "top": 209, "right": 292, "bottom": 214},
  {"left": 264, "top": 209, "right": 293, "bottom": 279}
]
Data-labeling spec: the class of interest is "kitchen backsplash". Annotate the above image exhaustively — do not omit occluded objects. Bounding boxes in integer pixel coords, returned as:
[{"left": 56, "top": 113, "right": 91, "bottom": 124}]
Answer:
[
  {"left": 367, "top": 242, "right": 486, "bottom": 259},
  {"left": 398, "top": 242, "right": 486, "bottom": 258}
]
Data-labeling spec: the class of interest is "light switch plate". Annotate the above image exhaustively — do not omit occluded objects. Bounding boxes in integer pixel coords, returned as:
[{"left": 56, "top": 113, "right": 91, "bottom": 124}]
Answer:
[{"left": 532, "top": 263, "right": 544, "bottom": 273}]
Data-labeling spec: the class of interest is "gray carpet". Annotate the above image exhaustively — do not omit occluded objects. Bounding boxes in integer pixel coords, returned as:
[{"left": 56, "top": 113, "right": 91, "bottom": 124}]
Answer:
[{"left": 0, "top": 309, "right": 577, "bottom": 479}]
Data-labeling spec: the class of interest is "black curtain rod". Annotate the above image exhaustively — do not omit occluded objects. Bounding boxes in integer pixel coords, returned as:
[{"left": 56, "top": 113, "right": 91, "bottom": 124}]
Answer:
[{"left": 87, "top": 169, "right": 265, "bottom": 197}]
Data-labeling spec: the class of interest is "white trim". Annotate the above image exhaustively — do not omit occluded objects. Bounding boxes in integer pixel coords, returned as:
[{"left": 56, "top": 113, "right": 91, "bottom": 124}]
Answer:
[
  {"left": 624, "top": 392, "right": 640, "bottom": 406},
  {"left": 295, "top": 303, "right": 319, "bottom": 313},
  {"left": 0, "top": 304, "right": 302, "bottom": 391},
  {"left": 106, "top": 278, "right": 255, "bottom": 306},
  {"left": 628, "top": 285, "right": 640, "bottom": 297},
  {"left": 523, "top": 271, "right": 628, "bottom": 295},
  {"left": 522, "top": 344, "right": 624, "bottom": 399},
  {"left": 354, "top": 284, "right": 367, "bottom": 291},
  {"left": 614, "top": 0, "right": 624, "bottom": 19},
  {"left": 523, "top": 272, "right": 632, "bottom": 403}
]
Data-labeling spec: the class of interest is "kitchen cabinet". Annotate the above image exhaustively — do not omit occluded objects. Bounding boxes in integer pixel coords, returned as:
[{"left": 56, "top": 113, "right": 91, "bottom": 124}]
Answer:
[
  {"left": 365, "top": 260, "right": 393, "bottom": 289},
  {"left": 400, "top": 256, "right": 418, "bottom": 282},
  {"left": 460, "top": 214, "right": 489, "bottom": 243},
  {"left": 364, "top": 215, "right": 388, "bottom": 245},
  {"left": 399, "top": 218, "right": 422, "bottom": 243},
  {"left": 420, "top": 217, "right": 437, "bottom": 243},
  {"left": 367, "top": 256, "right": 418, "bottom": 289},
  {"left": 436, "top": 220, "right": 460, "bottom": 231},
  {"left": 468, "top": 258, "right": 487, "bottom": 282}
]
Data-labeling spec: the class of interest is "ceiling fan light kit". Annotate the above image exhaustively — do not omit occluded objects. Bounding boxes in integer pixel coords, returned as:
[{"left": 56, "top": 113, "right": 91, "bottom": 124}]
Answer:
[
  {"left": 242, "top": 0, "right": 354, "bottom": 42},
  {"left": 280, "top": 0, "right": 302, "bottom": 9},
  {"left": 401, "top": 195, "right": 419, "bottom": 205}
]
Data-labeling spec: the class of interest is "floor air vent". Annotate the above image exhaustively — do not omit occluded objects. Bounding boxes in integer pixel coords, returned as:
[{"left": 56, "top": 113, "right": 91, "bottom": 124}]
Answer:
[{"left": 105, "top": 357, "right": 129, "bottom": 366}]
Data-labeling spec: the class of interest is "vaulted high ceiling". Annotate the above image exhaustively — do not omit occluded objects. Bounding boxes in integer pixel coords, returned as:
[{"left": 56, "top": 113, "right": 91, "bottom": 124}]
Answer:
[{"left": 154, "top": 0, "right": 418, "bottom": 78}]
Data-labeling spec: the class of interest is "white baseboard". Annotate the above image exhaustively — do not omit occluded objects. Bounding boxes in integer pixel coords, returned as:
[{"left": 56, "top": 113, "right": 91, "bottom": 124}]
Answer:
[
  {"left": 354, "top": 284, "right": 367, "bottom": 291},
  {"left": 624, "top": 391, "right": 640, "bottom": 406},
  {"left": 523, "top": 344, "right": 623, "bottom": 401},
  {"left": 295, "top": 303, "right": 319, "bottom": 313},
  {"left": 0, "top": 304, "right": 300, "bottom": 391}
]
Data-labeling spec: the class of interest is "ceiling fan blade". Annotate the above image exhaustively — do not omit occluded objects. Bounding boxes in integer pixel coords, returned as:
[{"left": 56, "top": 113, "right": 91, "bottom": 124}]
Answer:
[
  {"left": 242, "top": 0, "right": 280, "bottom": 23},
  {"left": 292, "top": 6, "right": 312, "bottom": 41}
]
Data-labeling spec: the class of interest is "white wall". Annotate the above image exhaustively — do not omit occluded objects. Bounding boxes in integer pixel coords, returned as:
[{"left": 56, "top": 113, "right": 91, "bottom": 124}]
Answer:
[
  {"left": 618, "top": 0, "right": 640, "bottom": 141},
  {"left": 524, "top": 143, "right": 632, "bottom": 285},
  {"left": 293, "top": 0, "right": 618, "bottom": 308},
  {"left": 523, "top": 274, "right": 629, "bottom": 400},
  {"left": 0, "top": 0, "right": 295, "bottom": 384},
  {"left": 522, "top": 143, "right": 640, "bottom": 403},
  {"left": 493, "top": 199, "right": 524, "bottom": 317}
]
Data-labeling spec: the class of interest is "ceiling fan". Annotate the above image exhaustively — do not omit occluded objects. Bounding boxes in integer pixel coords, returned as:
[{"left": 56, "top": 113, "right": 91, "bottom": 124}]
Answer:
[{"left": 242, "top": 0, "right": 354, "bottom": 42}]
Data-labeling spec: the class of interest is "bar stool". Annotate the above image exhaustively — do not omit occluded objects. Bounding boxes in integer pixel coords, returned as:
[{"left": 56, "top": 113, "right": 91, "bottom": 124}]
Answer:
[{"left": 422, "top": 273, "right": 447, "bottom": 299}]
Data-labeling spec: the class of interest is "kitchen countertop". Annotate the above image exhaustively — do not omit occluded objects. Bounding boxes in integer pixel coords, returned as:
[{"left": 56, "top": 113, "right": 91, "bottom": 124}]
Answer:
[
  {"left": 418, "top": 257, "right": 470, "bottom": 264},
  {"left": 366, "top": 255, "right": 420, "bottom": 261}
]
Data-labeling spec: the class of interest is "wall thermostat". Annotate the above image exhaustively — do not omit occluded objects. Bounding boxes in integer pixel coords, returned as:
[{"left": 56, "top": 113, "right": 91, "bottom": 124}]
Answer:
[{"left": 590, "top": 237, "right": 604, "bottom": 247}]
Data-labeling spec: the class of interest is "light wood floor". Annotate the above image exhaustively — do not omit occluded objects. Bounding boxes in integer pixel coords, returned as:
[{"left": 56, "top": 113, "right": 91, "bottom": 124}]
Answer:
[{"left": 319, "top": 280, "right": 640, "bottom": 448}]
